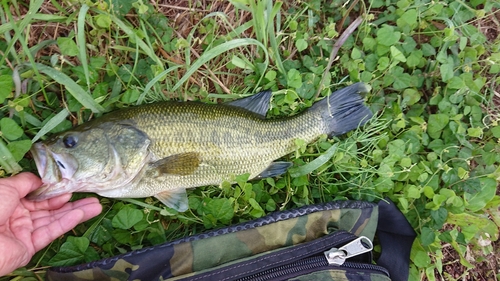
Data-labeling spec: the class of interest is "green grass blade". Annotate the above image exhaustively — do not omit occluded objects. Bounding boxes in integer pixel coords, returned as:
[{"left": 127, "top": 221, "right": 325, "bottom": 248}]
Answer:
[
  {"left": 229, "top": 0, "right": 252, "bottom": 11},
  {"left": 77, "top": 4, "right": 91, "bottom": 91},
  {"left": 0, "top": 14, "right": 67, "bottom": 34},
  {"left": 288, "top": 143, "right": 339, "bottom": 177},
  {"left": 32, "top": 13, "right": 67, "bottom": 21},
  {"left": 33, "top": 63, "right": 105, "bottom": 113},
  {"left": 1, "top": 0, "right": 50, "bottom": 102},
  {"left": 227, "top": 21, "right": 253, "bottom": 40},
  {"left": 0, "top": 138, "right": 22, "bottom": 174},
  {"left": 18, "top": 111, "right": 42, "bottom": 127},
  {"left": 207, "top": 93, "right": 247, "bottom": 100},
  {"left": 230, "top": 0, "right": 284, "bottom": 74},
  {"left": 31, "top": 109, "right": 69, "bottom": 142},
  {"left": 137, "top": 64, "right": 182, "bottom": 104},
  {"left": 28, "top": 39, "right": 56, "bottom": 58},
  {"left": 120, "top": 198, "right": 201, "bottom": 222},
  {"left": 250, "top": 0, "right": 266, "bottom": 46},
  {"left": 0, "top": 5, "right": 16, "bottom": 62},
  {"left": 81, "top": 204, "right": 112, "bottom": 239},
  {"left": 267, "top": 1, "right": 285, "bottom": 74},
  {"left": 109, "top": 13, "right": 164, "bottom": 70},
  {"left": 120, "top": 198, "right": 164, "bottom": 212},
  {"left": 0, "top": 0, "right": 44, "bottom": 65},
  {"left": 172, "top": 38, "right": 269, "bottom": 92}
]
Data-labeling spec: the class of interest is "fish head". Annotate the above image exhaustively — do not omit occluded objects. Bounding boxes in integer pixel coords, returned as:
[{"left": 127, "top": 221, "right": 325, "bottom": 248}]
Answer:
[{"left": 28, "top": 121, "right": 151, "bottom": 200}]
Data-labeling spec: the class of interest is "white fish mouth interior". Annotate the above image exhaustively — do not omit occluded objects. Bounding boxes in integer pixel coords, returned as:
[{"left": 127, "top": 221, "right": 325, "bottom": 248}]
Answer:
[
  {"left": 32, "top": 143, "right": 47, "bottom": 179},
  {"left": 31, "top": 143, "right": 65, "bottom": 184}
]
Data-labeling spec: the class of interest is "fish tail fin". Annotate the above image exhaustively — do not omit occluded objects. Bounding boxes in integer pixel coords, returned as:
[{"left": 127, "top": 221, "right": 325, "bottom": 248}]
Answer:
[{"left": 311, "top": 83, "right": 373, "bottom": 136}]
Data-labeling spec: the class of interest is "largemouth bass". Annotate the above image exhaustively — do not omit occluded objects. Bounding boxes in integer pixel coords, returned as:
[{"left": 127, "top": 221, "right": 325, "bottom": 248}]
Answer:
[{"left": 28, "top": 83, "right": 372, "bottom": 211}]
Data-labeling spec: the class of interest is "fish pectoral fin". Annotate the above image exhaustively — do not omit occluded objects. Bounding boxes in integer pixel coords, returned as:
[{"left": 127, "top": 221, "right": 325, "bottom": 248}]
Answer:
[
  {"left": 155, "top": 189, "right": 189, "bottom": 212},
  {"left": 226, "top": 90, "right": 272, "bottom": 117},
  {"left": 254, "top": 161, "right": 293, "bottom": 179},
  {"left": 151, "top": 152, "right": 200, "bottom": 176}
]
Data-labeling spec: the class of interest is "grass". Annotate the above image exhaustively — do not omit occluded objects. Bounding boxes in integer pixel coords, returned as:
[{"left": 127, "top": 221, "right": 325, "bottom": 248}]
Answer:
[{"left": 1, "top": 0, "right": 500, "bottom": 280}]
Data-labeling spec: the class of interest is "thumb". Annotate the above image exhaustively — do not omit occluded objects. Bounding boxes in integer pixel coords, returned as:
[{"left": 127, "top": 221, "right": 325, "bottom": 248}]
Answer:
[{"left": 0, "top": 173, "right": 42, "bottom": 225}]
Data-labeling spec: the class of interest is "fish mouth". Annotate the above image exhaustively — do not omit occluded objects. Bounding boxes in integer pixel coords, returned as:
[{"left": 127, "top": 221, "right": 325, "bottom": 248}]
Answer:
[
  {"left": 31, "top": 143, "right": 48, "bottom": 180},
  {"left": 28, "top": 143, "right": 75, "bottom": 201},
  {"left": 26, "top": 182, "right": 68, "bottom": 201}
]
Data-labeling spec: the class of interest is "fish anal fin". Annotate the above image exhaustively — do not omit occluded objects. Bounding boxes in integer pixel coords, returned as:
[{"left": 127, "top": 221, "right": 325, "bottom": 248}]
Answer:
[
  {"left": 254, "top": 161, "right": 292, "bottom": 179},
  {"left": 152, "top": 152, "right": 200, "bottom": 176},
  {"left": 227, "top": 90, "right": 272, "bottom": 117},
  {"left": 155, "top": 189, "right": 189, "bottom": 212}
]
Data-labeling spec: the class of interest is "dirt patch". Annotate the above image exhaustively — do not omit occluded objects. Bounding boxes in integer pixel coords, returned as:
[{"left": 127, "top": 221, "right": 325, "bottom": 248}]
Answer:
[
  {"left": 424, "top": 221, "right": 499, "bottom": 281},
  {"left": 476, "top": 9, "right": 500, "bottom": 108},
  {"left": 475, "top": 8, "right": 500, "bottom": 42},
  {"left": 6, "top": 2, "right": 76, "bottom": 62},
  {"left": 439, "top": 242, "right": 499, "bottom": 280}
]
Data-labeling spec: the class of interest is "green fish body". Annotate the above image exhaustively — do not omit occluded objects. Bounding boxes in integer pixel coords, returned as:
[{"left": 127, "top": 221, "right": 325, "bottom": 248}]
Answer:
[{"left": 28, "top": 83, "right": 372, "bottom": 211}]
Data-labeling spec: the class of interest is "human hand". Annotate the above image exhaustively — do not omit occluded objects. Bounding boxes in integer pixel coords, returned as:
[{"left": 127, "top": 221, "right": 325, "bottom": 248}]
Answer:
[{"left": 0, "top": 172, "right": 102, "bottom": 276}]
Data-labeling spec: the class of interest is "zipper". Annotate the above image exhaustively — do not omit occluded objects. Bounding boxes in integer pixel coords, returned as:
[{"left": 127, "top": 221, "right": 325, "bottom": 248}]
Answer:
[
  {"left": 237, "top": 236, "right": 389, "bottom": 281},
  {"left": 323, "top": 236, "right": 373, "bottom": 265}
]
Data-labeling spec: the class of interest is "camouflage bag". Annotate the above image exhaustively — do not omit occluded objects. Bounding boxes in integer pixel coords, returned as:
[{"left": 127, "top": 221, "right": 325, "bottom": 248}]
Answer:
[{"left": 46, "top": 199, "right": 415, "bottom": 281}]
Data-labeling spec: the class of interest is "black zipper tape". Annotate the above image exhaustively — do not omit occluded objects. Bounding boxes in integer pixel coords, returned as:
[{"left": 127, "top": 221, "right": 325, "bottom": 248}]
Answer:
[{"left": 238, "top": 258, "right": 389, "bottom": 281}]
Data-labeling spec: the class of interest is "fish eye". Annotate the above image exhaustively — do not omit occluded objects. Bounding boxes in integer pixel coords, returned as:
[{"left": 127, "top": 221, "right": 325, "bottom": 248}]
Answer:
[{"left": 62, "top": 135, "right": 78, "bottom": 148}]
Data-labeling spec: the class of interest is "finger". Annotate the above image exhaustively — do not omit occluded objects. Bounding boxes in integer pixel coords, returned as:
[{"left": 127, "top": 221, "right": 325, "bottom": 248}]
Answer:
[
  {"left": 8, "top": 214, "right": 36, "bottom": 255},
  {"left": 0, "top": 188, "right": 21, "bottom": 225},
  {"left": 32, "top": 209, "right": 84, "bottom": 252},
  {"left": 0, "top": 173, "right": 42, "bottom": 224},
  {"left": 22, "top": 193, "right": 73, "bottom": 212},
  {"left": 5, "top": 172, "right": 43, "bottom": 197},
  {"left": 31, "top": 198, "right": 102, "bottom": 228},
  {"left": 78, "top": 199, "right": 103, "bottom": 222},
  {"left": 31, "top": 199, "right": 102, "bottom": 252},
  {"left": 0, "top": 173, "right": 41, "bottom": 225}
]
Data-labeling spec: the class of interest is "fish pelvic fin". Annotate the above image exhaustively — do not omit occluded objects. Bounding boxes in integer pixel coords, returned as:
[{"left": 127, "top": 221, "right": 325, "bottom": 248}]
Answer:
[
  {"left": 226, "top": 90, "right": 272, "bottom": 117},
  {"left": 155, "top": 189, "right": 189, "bottom": 212},
  {"left": 311, "top": 83, "right": 373, "bottom": 136},
  {"left": 254, "top": 161, "right": 292, "bottom": 179}
]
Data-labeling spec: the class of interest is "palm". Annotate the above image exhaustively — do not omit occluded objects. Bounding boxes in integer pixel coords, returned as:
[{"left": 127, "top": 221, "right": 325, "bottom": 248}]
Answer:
[{"left": 0, "top": 173, "right": 102, "bottom": 276}]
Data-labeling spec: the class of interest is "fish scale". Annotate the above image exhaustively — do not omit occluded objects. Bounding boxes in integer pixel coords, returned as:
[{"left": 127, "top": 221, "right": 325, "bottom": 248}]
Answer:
[
  {"left": 120, "top": 103, "right": 316, "bottom": 185},
  {"left": 28, "top": 83, "right": 372, "bottom": 212},
  {"left": 119, "top": 102, "right": 316, "bottom": 172}
]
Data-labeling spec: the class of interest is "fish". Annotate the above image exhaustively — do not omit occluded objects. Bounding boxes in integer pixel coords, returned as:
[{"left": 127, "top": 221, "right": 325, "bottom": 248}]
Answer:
[{"left": 28, "top": 83, "right": 372, "bottom": 212}]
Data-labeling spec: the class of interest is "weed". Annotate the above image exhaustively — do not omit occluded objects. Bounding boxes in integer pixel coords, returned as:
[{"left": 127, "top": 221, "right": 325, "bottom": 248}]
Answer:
[{"left": 0, "top": 0, "right": 499, "bottom": 280}]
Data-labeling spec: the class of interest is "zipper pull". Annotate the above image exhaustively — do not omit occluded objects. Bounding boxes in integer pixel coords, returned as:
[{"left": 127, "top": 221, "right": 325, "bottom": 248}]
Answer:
[{"left": 324, "top": 236, "right": 373, "bottom": 266}]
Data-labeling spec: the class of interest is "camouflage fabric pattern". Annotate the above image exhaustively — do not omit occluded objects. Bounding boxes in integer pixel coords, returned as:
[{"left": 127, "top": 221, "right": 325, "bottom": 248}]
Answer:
[
  {"left": 288, "top": 270, "right": 391, "bottom": 281},
  {"left": 46, "top": 201, "right": 379, "bottom": 281}
]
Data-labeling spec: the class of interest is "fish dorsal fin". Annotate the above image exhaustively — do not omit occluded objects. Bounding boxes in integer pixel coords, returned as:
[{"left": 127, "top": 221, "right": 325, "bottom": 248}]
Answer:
[
  {"left": 226, "top": 90, "right": 272, "bottom": 117},
  {"left": 151, "top": 152, "right": 200, "bottom": 175},
  {"left": 155, "top": 189, "right": 189, "bottom": 212},
  {"left": 254, "top": 161, "right": 292, "bottom": 179}
]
